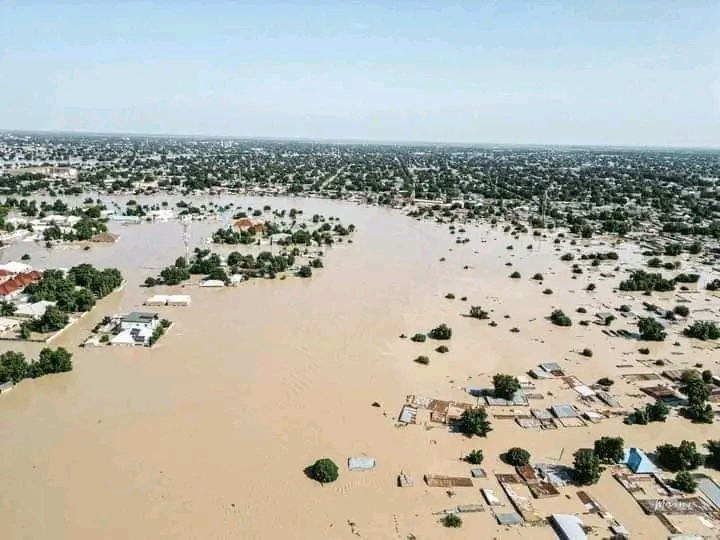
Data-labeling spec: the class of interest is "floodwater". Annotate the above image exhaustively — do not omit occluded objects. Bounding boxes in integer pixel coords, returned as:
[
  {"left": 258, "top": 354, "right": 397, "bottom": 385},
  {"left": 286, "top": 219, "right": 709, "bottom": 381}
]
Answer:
[{"left": 0, "top": 197, "right": 718, "bottom": 539}]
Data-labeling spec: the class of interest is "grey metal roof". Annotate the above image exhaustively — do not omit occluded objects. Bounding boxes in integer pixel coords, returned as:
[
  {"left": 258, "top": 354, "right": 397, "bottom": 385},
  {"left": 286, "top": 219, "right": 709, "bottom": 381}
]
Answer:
[
  {"left": 123, "top": 312, "right": 157, "bottom": 323},
  {"left": 696, "top": 475, "right": 720, "bottom": 510},
  {"left": 551, "top": 404, "right": 577, "bottom": 418},
  {"left": 495, "top": 512, "right": 523, "bottom": 525},
  {"left": 550, "top": 514, "right": 587, "bottom": 540}
]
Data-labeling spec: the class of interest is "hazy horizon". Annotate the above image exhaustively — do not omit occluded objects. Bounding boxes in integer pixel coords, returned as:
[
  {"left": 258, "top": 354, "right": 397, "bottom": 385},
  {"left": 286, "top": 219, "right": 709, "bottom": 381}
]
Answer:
[{"left": 1, "top": 1, "right": 718, "bottom": 147}]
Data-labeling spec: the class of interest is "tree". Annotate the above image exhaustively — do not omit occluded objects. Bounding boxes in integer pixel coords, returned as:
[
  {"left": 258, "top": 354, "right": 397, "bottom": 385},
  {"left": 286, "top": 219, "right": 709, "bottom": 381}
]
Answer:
[
  {"left": 410, "top": 333, "right": 426, "bottom": 343},
  {"left": 502, "top": 447, "right": 531, "bottom": 466},
  {"left": 0, "top": 300, "right": 16, "bottom": 316},
  {"left": 493, "top": 373, "right": 521, "bottom": 400},
  {"left": 428, "top": 324, "right": 452, "bottom": 340},
  {"left": 74, "top": 288, "right": 96, "bottom": 312},
  {"left": 0, "top": 351, "right": 28, "bottom": 383},
  {"left": 681, "top": 371, "right": 713, "bottom": 423},
  {"left": 550, "top": 309, "right": 572, "bottom": 327},
  {"left": 456, "top": 407, "right": 492, "bottom": 437},
  {"left": 674, "top": 305, "right": 690, "bottom": 317},
  {"left": 573, "top": 449, "right": 601, "bottom": 485},
  {"left": 655, "top": 441, "right": 704, "bottom": 472},
  {"left": 297, "top": 265, "right": 313, "bottom": 278},
  {"left": 671, "top": 471, "right": 698, "bottom": 493},
  {"left": 706, "top": 440, "right": 720, "bottom": 470},
  {"left": 464, "top": 449, "right": 484, "bottom": 465},
  {"left": 594, "top": 437, "right": 624, "bottom": 464},
  {"left": 638, "top": 317, "right": 666, "bottom": 341},
  {"left": 309, "top": 458, "right": 339, "bottom": 484},
  {"left": 683, "top": 321, "right": 720, "bottom": 341},
  {"left": 31, "top": 305, "right": 69, "bottom": 333}
]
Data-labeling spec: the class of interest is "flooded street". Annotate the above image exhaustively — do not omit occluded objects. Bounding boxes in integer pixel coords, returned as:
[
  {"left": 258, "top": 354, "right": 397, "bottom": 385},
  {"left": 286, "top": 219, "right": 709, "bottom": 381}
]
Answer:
[{"left": 0, "top": 198, "right": 715, "bottom": 539}]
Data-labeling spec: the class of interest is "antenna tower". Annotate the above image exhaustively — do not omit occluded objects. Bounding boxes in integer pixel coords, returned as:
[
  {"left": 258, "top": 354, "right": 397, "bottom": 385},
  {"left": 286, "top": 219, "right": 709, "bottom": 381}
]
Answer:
[{"left": 182, "top": 218, "right": 190, "bottom": 261}]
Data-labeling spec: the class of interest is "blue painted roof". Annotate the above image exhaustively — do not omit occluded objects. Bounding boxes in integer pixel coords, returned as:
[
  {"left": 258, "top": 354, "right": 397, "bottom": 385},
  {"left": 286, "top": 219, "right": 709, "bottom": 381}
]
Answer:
[{"left": 623, "top": 448, "right": 657, "bottom": 474}]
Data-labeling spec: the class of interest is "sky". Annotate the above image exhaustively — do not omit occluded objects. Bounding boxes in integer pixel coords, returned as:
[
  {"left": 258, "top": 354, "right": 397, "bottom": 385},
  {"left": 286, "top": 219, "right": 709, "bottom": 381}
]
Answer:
[{"left": 0, "top": 0, "right": 718, "bottom": 146}]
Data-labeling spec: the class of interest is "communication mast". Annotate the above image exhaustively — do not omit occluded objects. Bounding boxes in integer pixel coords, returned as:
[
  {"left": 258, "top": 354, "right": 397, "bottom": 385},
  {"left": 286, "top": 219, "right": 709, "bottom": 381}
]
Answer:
[{"left": 181, "top": 217, "right": 191, "bottom": 262}]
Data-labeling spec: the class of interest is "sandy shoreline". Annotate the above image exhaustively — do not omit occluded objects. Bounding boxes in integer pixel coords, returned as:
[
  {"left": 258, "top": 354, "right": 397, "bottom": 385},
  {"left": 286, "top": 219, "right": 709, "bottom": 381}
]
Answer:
[{"left": 0, "top": 198, "right": 718, "bottom": 538}]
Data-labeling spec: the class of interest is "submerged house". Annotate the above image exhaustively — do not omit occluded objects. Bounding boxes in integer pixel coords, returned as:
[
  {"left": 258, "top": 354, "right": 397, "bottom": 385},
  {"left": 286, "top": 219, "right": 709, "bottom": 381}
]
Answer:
[
  {"left": 120, "top": 312, "right": 159, "bottom": 332},
  {"left": 623, "top": 448, "right": 658, "bottom": 474},
  {"left": 549, "top": 514, "right": 588, "bottom": 540}
]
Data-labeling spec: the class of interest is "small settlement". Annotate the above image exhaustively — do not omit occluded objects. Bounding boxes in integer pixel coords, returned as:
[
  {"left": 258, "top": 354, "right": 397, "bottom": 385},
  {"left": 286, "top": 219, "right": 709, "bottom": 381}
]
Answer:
[{"left": 395, "top": 358, "right": 720, "bottom": 538}]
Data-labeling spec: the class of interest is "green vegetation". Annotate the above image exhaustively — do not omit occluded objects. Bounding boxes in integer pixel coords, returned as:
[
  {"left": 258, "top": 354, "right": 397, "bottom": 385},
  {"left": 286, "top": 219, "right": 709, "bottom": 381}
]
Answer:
[
  {"left": 619, "top": 270, "right": 675, "bottom": 292},
  {"left": 674, "top": 305, "right": 690, "bottom": 317},
  {"left": 550, "top": 309, "right": 572, "bottom": 327},
  {"left": 593, "top": 437, "right": 624, "bottom": 464},
  {"left": 671, "top": 471, "right": 698, "bottom": 493},
  {"left": 410, "top": 333, "right": 426, "bottom": 343},
  {"left": 464, "top": 449, "right": 484, "bottom": 465},
  {"left": 706, "top": 441, "right": 720, "bottom": 470},
  {"left": 492, "top": 373, "right": 521, "bottom": 400},
  {"left": 597, "top": 377, "right": 613, "bottom": 387},
  {"left": 625, "top": 401, "right": 669, "bottom": 425},
  {"left": 149, "top": 319, "right": 172, "bottom": 347},
  {"left": 435, "top": 345, "right": 449, "bottom": 353},
  {"left": 0, "top": 348, "right": 73, "bottom": 385},
  {"left": 680, "top": 371, "right": 714, "bottom": 423},
  {"left": 502, "top": 447, "right": 531, "bottom": 466},
  {"left": 683, "top": 321, "right": 720, "bottom": 341},
  {"left": 428, "top": 324, "right": 452, "bottom": 340},
  {"left": 297, "top": 265, "right": 313, "bottom": 278},
  {"left": 441, "top": 514, "right": 462, "bottom": 528},
  {"left": 456, "top": 407, "right": 492, "bottom": 437},
  {"left": 468, "top": 306, "right": 489, "bottom": 320},
  {"left": 573, "top": 449, "right": 601, "bottom": 485},
  {"left": 414, "top": 355, "right": 429, "bottom": 365},
  {"left": 654, "top": 441, "right": 704, "bottom": 472},
  {"left": 581, "top": 348, "right": 593, "bottom": 358},
  {"left": 308, "top": 458, "right": 339, "bottom": 484},
  {"left": 637, "top": 317, "right": 666, "bottom": 341}
]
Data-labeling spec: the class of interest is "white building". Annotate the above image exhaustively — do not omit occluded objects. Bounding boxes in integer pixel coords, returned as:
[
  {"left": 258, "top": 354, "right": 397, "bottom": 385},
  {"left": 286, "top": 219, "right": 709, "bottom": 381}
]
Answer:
[
  {"left": 119, "top": 312, "right": 159, "bottom": 332},
  {"left": 14, "top": 300, "right": 56, "bottom": 319},
  {"left": 111, "top": 327, "right": 153, "bottom": 346}
]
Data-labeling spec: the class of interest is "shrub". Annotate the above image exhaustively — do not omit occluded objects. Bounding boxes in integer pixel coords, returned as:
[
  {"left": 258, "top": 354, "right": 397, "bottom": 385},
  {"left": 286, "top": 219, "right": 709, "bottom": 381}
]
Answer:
[
  {"left": 445, "top": 293, "right": 455, "bottom": 299},
  {"left": 309, "top": 458, "right": 339, "bottom": 483},
  {"left": 502, "top": 447, "right": 531, "bottom": 466},
  {"left": 580, "top": 348, "right": 593, "bottom": 358},
  {"left": 532, "top": 273, "right": 544, "bottom": 281},
  {"left": 550, "top": 309, "right": 572, "bottom": 327},
  {"left": 435, "top": 345, "right": 449, "bottom": 353},
  {"left": 464, "top": 449, "right": 484, "bottom": 465},
  {"left": 619, "top": 304, "right": 632, "bottom": 313},
  {"left": 576, "top": 307, "right": 587, "bottom": 314},
  {"left": 297, "top": 265, "right": 313, "bottom": 278},
  {"left": 410, "top": 333, "right": 426, "bottom": 343},
  {"left": 597, "top": 377, "right": 614, "bottom": 387},
  {"left": 441, "top": 514, "right": 462, "bottom": 528},
  {"left": 638, "top": 347, "right": 650, "bottom": 355},
  {"left": 561, "top": 253, "right": 574, "bottom": 261},
  {"left": 469, "top": 306, "right": 489, "bottom": 320},
  {"left": 673, "top": 305, "right": 690, "bottom": 317},
  {"left": 414, "top": 355, "right": 430, "bottom": 365},
  {"left": 428, "top": 324, "right": 452, "bottom": 340},
  {"left": 509, "top": 271, "right": 521, "bottom": 279},
  {"left": 543, "top": 288, "right": 553, "bottom": 295},
  {"left": 586, "top": 283, "right": 596, "bottom": 291}
]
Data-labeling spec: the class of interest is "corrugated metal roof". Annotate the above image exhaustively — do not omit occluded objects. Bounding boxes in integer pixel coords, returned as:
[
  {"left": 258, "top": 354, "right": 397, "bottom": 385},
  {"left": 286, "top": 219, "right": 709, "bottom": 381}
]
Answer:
[
  {"left": 550, "top": 514, "right": 587, "bottom": 540},
  {"left": 696, "top": 475, "right": 720, "bottom": 510}
]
